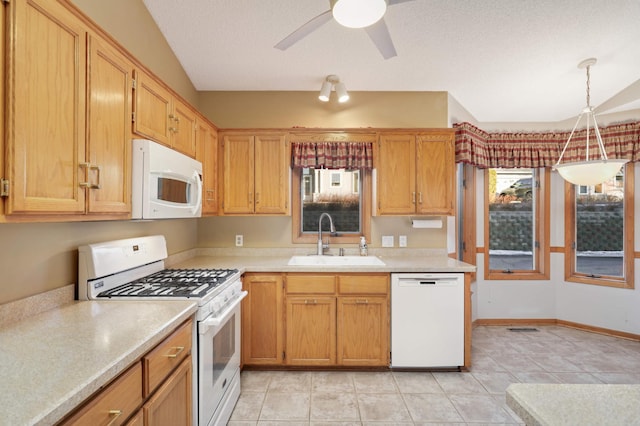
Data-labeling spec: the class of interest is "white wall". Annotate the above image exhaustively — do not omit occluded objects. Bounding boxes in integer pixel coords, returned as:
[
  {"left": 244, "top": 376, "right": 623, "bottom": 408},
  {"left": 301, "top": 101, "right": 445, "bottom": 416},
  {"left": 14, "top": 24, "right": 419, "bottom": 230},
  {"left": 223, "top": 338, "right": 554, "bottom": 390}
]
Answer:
[{"left": 472, "top": 164, "right": 640, "bottom": 335}]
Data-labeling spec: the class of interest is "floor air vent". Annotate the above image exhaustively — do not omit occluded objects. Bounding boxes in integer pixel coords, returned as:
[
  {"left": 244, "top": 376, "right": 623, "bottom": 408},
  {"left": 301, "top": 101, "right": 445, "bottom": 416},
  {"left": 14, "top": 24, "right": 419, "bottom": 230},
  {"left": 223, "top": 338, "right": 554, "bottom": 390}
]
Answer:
[{"left": 507, "top": 327, "right": 539, "bottom": 332}]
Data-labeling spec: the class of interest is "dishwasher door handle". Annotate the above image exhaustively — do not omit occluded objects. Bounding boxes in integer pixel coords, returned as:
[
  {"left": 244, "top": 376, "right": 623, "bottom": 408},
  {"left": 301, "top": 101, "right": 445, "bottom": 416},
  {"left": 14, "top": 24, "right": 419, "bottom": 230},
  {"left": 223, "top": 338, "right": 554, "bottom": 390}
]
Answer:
[{"left": 419, "top": 281, "right": 437, "bottom": 285}]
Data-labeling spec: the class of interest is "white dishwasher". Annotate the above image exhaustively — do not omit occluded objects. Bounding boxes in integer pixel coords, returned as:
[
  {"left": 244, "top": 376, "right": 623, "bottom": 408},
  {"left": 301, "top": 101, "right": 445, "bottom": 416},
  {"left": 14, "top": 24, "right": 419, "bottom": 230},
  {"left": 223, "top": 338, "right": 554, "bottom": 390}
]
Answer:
[{"left": 391, "top": 273, "right": 464, "bottom": 368}]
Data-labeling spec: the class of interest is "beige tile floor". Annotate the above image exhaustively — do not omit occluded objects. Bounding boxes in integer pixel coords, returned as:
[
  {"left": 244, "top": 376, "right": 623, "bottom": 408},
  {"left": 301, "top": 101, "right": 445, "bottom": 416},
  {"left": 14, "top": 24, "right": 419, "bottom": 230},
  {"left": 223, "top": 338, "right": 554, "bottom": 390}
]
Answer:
[{"left": 228, "top": 325, "right": 640, "bottom": 425}]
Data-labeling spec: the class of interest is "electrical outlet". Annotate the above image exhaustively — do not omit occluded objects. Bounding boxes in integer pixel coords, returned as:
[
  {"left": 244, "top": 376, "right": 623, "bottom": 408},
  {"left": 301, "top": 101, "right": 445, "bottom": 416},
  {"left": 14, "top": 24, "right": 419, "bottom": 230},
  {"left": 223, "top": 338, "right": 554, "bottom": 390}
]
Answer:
[
  {"left": 381, "top": 235, "right": 394, "bottom": 247},
  {"left": 235, "top": 235, "right": 243, "bottom": 247},
  {"left": 399, "top": 235, "right": 407, "bottom": 247}
]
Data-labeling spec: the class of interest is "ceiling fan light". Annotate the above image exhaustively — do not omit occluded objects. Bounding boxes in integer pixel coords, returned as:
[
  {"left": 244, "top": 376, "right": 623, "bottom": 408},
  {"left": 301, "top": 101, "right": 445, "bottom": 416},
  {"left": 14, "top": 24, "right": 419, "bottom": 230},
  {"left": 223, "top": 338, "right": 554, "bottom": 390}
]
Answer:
[
  {"left": 318, "top": 80, "right": 332, "bottom": 102},
  {"left": 335, "top": 82, "right": 350, "bottom": 102},
  {"left": 332, "top": 0, "right": 387, "bottom": 29}
]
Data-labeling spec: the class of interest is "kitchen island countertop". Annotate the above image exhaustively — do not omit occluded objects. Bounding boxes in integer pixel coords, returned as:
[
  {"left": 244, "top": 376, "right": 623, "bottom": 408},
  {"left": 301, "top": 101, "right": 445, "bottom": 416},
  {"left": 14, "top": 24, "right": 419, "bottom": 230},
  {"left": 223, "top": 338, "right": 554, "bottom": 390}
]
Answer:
[{"left": 0, "top": 299, "right": 197, "bottom": 426}]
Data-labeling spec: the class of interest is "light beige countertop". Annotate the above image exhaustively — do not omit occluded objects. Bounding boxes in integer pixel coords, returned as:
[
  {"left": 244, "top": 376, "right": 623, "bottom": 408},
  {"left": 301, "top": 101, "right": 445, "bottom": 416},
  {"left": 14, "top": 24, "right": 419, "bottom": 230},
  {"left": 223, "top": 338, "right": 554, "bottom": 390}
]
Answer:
[
  {"left": 0, "top": 300, "right": 197, "bottom": 426},
  {"left": 170, "top": 248, "right": 476, "bottom": 273},
  {"left": 506, "top": 383, "right": 640, "bottom": 426}
]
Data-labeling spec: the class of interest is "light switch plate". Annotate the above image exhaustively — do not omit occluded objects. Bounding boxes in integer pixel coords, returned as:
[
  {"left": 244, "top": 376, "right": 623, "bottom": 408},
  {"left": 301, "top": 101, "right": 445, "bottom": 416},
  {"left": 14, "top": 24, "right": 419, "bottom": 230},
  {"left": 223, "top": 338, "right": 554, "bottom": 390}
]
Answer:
[
  {"left": 382, "top": 235, "right": 394, "bottom": 247},
  {"left": 399, "top": 235, "right": 407, "bottom": 247}
]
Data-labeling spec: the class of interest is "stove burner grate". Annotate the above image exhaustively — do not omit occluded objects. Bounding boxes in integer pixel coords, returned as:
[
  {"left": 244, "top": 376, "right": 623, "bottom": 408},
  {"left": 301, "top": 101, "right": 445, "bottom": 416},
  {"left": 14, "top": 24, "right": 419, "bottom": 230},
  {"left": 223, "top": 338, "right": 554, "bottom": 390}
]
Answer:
[{"left": 97, "top": 268, "right": 239, "bottom": 299}]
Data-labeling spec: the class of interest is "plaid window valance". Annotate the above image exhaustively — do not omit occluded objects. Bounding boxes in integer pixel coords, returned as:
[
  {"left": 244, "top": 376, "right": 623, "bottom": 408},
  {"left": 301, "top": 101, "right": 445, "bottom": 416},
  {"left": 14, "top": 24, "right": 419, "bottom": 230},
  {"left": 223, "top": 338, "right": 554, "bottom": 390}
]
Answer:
[
  {"left": 291, "top": 141, "right": 374, "bottom": 170},
  {"left": 454, "top": 121, "right": 640, "bottom": 169}
]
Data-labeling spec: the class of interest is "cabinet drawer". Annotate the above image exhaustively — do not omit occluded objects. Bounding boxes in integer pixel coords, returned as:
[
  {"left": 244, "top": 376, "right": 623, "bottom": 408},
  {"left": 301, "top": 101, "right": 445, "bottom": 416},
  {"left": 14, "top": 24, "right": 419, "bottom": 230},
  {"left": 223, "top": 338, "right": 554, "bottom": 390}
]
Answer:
[
  {"left": 286, "top": 274, "right": 336, "bottom": 294},
  {"left": 62, "top": 362, "right": 142, "bottom": 426},
  {"left": 338, "top": 274, "right": 389, "bottom": 295},
  {"left": 143, "top": 319, "right": 192, "bottom": 397}
]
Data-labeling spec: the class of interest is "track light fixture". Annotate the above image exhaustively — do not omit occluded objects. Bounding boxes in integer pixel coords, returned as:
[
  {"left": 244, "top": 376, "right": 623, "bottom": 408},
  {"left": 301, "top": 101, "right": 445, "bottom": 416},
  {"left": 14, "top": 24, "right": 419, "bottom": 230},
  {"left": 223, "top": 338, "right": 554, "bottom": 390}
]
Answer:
[{"left": 318, "top": 75, "right": 350, "bottom": 103}]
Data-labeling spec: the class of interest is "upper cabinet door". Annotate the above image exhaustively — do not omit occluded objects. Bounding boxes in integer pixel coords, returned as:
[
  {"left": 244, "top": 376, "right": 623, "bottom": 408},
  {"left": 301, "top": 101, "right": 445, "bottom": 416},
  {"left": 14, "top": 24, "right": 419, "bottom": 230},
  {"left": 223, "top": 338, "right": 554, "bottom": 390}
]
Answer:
[
  {"left": 86, "top": 34, "right": 133, "bottom": 214},
  {"left": 133, "top": 69, "right": 172, "bottom": 146},
  {"left": 196, "top": 120, "right": 218, "bottom": 215},
  {"left": 171, "top": 99, "right": 197, "bottom": 158},
  {"left": 222, "top": 134, "right": 255, "bottom": 214},
  {"left": 416, "top": 131, "right": 455, "bottom": 215},
  {"left": 6, "top": 0, "right": 87, "bottom": 214},
  {"left": 254, "top": 134, "right": 289, "bottom": 214},
  {"left": 376, "top": 134, "right": 416, "bottom": 215}
]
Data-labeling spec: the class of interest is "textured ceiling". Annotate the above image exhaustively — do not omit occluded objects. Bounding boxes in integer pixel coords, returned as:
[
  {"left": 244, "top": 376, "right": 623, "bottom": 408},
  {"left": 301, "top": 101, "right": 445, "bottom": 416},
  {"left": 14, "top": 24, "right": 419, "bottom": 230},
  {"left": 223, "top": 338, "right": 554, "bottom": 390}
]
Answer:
[{"left": 142, "top": 0, "right": 640, "bottom": 123}]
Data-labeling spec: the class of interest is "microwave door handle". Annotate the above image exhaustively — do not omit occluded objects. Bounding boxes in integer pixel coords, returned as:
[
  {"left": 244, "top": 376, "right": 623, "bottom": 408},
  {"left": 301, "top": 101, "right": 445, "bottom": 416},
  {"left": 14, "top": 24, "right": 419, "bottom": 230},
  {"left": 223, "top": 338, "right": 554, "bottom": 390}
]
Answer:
[{"left": 192, "top": 170, "right": 202, "bottom": 214}]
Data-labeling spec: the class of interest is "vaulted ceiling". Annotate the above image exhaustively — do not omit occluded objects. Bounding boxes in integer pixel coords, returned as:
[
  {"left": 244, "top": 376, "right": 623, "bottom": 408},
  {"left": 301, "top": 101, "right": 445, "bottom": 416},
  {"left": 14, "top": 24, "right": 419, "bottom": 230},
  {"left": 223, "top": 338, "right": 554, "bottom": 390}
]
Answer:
[{"left": 142, "top": 0, "right": 640, "bottom": 123}]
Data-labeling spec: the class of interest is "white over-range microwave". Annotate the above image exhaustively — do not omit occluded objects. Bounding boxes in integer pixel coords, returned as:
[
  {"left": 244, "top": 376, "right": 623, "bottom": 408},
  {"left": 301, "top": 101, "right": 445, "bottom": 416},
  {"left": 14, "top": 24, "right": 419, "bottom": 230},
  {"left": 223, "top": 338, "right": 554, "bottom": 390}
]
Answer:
[{"left": 132, "top": 139, "right": 202, "bottom": 219}]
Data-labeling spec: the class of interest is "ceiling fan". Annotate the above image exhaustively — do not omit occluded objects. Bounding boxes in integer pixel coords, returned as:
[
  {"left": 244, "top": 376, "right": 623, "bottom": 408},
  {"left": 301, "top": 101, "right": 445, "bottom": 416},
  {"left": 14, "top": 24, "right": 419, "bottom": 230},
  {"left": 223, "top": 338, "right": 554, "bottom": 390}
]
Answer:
[{"left": 274, "top": 0, "right": 416, "bottom": 59}]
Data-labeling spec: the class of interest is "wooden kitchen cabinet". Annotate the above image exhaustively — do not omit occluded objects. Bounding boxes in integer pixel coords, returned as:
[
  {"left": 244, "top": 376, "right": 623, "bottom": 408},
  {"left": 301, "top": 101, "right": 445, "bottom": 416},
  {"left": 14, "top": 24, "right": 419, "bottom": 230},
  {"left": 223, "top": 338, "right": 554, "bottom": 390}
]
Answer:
[
  {"left": 143, "top": 319, "right": 192, "bottom": 397},
  {"left": 220, "top": 132, "right": 289, "bottom": 215},
  {"left": 133, "top": 69, "right": 197, "bottom": 158},
  {"left": 278, "top": 273, "right": 388, "bottom": 367},
  {"left": 196, "top": 119, "right": 219, "bottom": 215},
  {"left": 6, "top": 0, "right": 87, "bottom": 215},
  {"left": 242, "top": 273, "right": 284, "bottom": 365},
  {"left": 376, "top": 130, "right": 455, "bottom": 215},
  {"left": 337, "top": 274, "right": 389, "bottom": 366},
  {"left": 143, "top": 356, "right": 192, "bottom": 426},
  {"left": 86, "top": 32, "right": 133, "bottom": 215},
  {"left": 285, "top": 296, "right": 337, "bottom": 365},
  {"left": 4, "top": 0, "right": 132, "bottom": 218}
]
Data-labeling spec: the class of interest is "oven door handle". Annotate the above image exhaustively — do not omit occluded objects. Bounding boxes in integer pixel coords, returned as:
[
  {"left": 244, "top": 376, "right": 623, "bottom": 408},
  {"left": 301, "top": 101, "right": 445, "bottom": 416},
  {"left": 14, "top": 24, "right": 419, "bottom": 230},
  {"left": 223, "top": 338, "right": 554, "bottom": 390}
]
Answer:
[{"left": 199, "top": 291, "right": 248, "bottom": 335}]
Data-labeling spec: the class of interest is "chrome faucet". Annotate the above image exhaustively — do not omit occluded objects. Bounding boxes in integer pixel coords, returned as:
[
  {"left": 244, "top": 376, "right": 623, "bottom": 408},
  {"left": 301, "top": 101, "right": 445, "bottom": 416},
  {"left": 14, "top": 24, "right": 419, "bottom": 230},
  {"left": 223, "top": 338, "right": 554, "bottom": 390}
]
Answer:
[{"left": 317, "top": 212, "right": 336, "bottom": 255}]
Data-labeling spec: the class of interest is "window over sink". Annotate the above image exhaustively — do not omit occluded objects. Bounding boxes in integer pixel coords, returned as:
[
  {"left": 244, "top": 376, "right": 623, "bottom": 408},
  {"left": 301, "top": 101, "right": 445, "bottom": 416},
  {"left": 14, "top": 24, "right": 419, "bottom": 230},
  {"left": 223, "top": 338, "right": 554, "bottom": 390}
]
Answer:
[
  {"left": 292, "top": 167, "right": 371, "bottom": 244},
  {"left": 290, "top": 137, "right": 374, "bottom": 245}
]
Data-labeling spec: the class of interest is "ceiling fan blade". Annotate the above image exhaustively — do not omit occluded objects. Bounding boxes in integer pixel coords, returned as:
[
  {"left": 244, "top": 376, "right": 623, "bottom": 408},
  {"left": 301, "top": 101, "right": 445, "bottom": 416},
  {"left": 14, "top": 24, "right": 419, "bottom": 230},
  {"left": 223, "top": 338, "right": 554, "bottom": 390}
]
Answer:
[
  {"left": 388, "top": 0, "right": 416, "bottom": 5},
  {"left": 274, "top": 10, "right": 333, "bottom": 50},
  {"left": 364, "top": 18, "right": 397, "bottom": 59}
]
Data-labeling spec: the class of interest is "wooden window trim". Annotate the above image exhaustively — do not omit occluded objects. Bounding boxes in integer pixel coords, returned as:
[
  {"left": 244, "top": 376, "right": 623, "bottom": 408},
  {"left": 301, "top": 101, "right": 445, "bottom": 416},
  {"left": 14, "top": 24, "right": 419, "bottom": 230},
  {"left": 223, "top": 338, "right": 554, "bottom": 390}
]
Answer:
[
  {"left": 291, "top": 168, "right": 371, "bottom": 244},
  {"left": 461, "top": 164, "right": 477, "bottom": 280},
  {"left": 484, "top": 168, "right": 551, "bottom": 281},
  {"left": 564, "top": 163, "right": 635, "bottom": 289}
]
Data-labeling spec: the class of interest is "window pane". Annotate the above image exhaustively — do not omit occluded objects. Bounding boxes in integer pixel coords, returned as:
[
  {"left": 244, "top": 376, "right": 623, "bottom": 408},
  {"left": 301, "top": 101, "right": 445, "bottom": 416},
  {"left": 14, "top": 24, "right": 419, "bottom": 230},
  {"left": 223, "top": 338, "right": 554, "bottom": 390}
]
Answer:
[
  {"left": 301, "top": 168, "right": 361, "bottom": 234},
  {"left": 575, "top": 170, "right": 625, "bottom": 278},
  {"left": 488, "top": 168, "right": 536, "bottom": 271}
]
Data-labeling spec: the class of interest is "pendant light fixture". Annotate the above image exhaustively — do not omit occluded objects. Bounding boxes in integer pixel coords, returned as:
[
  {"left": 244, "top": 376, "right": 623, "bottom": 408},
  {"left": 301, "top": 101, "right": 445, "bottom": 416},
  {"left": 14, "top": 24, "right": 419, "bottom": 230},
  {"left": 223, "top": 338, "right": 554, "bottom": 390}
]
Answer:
[
  {"left": 553, "top": 58, "right": 628, "bottom": 186},
  {"left": 318, "top": 75, "right": 350, "bottom": 103},
  {"left": 331, "top": 0, "right": 387, "bottom": 29}
]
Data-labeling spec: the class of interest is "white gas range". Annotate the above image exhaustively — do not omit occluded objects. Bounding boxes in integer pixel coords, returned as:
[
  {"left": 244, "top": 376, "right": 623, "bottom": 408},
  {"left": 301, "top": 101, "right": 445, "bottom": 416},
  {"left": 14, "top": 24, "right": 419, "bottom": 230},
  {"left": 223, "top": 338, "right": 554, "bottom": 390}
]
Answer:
[{"left": 78, "top": 235, "right": 245, "bottom": 426}]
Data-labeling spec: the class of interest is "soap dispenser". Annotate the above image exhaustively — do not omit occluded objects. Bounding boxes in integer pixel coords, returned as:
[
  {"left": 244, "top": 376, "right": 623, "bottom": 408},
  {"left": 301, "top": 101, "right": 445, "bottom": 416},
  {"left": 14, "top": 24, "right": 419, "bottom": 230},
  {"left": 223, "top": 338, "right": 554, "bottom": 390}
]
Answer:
[{"left": 359, "top": 236, "right": 368, "bottom": 256}]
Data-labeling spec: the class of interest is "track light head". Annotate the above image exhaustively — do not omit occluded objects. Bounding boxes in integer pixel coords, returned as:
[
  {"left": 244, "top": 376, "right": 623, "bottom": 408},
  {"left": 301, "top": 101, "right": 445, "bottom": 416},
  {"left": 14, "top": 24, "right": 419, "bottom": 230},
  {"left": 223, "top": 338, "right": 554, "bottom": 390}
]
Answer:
[{"left": 318, "top": 75, "right": 349, "bottom": 103}]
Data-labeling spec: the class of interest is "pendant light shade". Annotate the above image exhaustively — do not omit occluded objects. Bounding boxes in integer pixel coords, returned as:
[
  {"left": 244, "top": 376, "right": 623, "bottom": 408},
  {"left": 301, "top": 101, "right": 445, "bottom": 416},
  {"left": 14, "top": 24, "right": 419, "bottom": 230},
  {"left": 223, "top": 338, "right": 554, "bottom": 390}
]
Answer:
[
  {"left": 331, "top": 0, "right": 387, "bottom": 28},
  {"left": 554, "top": 159, "right": 628, "bottom": 186},
  {"left": 553, "top": 58, "right": 628, "bottom": 186}
]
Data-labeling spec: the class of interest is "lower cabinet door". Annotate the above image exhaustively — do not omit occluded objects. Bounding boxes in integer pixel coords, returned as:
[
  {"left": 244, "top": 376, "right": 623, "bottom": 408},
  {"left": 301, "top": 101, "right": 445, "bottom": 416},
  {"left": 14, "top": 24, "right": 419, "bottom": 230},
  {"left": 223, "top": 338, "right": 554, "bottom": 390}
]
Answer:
[
  {"left": 337, "top": 296, "right": 389, "bottom": 366},
  {"left": 285, "top": 296, "right": 336, "bottom": 365},
  {"left": 143, "top": 356, "right": 192, "bottom": 426}
]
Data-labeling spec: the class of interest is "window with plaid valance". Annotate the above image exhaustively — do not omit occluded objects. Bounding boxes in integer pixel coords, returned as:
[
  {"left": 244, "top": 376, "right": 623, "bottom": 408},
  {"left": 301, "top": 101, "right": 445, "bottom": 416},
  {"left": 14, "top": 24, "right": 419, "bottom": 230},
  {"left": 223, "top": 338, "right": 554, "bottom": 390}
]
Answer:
[
  {"left": 291, "top": 141, "right": 374, "bottom": 170},
  {"left": 453, "top": 121, "right": 640, "bottom": 169}
]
